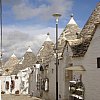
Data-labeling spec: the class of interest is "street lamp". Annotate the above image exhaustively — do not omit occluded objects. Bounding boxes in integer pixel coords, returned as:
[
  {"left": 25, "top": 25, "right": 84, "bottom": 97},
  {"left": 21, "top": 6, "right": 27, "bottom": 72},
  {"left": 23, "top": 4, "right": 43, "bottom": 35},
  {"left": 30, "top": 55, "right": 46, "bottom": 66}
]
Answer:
[{"left": 52, "top": 13, "right": 61, "bottom": 100}]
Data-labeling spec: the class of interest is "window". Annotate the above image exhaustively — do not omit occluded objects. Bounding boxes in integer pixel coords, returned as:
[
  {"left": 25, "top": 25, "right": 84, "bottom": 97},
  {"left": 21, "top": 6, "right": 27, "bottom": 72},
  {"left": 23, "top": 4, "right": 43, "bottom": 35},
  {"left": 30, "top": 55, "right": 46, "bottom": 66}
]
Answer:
[
  {"left": 37, "top": 74, "right": 41, "bottom": 90},
  {"left": 15, "top": 76, "right": 18, "bottom": 79},
  {"left": 5, "top": 81, "right": 9, "bottom": 90},
  {"left": 97, "top": 57, "right": 100, "bottom": 68},
  {"left": 41, "top": 79, "right": 45, "bottom": 90},
  {"left": 52, "top": 69, "right": 54, "bottom": 73},
  {"left": 11, "top": 80, "right": 15, "bottom": 89}
]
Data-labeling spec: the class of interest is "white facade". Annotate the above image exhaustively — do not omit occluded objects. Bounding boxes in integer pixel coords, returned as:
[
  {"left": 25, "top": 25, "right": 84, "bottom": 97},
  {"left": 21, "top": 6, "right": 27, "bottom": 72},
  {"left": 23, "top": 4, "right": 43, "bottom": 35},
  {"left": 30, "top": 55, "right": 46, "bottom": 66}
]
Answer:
[
  {"left": 0, "top": 76, "right": 11, "bottom": 94},
  {"left": 0, "top": 75, "right": 21, "bottom": 94},
  {"left": 17, "top": 67, "right": 31, "bottom": 94},
  {"left": 29, "top": 64, "right": 42, "bottom": 97},
  {"left": 41, "top": 46, "right": 71, "bottom": 100},
  {"left": 41, "top": 25, "right": 100, "bottom": 100},
  {"left": 11, "top": 75, "right": 21, "bottom": 94},
  {"left": 0, "top": 67, "right": 31, "bottom": 95},
  {"left": 70, "top": 24, "right": 100, "bottom": 100}
]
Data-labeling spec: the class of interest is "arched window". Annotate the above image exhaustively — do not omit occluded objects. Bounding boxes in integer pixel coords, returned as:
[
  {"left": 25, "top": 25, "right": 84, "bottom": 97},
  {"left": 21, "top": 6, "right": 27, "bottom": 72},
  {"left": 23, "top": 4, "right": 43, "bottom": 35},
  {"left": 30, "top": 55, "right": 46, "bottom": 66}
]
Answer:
[
  {"left": 15, "top": 76, "right": 18, "bottom": 79},
  {"left": 41, "top": 79, "right": 45, "bottom": 90},
  {"left": 5, "top": 81, "right": 9, "bottom": 90},
  {"left": 11, "top": 80, "right": 15, "bottom": 89}
]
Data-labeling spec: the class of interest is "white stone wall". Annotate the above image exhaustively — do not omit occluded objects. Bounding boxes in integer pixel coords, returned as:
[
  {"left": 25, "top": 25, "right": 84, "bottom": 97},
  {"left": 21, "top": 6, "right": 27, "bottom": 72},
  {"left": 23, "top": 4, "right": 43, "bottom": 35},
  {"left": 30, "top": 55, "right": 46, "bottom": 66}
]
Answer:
[
  {"left": 29, "top": 64, "right": 41, "bottom": 97},
  {"left": 48, "top": 57, "right": 56, "bottom": 100},
  {"left": 0, "top": 67, "right": 31, "bottom": 95},
  {"left": 0, "top": 75, "right": 21, "bottom": 94},
  {"left": 58, "top": 47, "right": 71, "bottom": 100},
  {"left": 5, "top": 76, "right": 11, "bottom": 94},
  {"left": 47, "top": 47, "right": 72, "bottom": 100},
  {"left": 17, "top": 67, "right": 31, "bottom": 95},
  {"left": 72, "top": 25, "right": 100, "bottom": 100},
  {"left": 0, "top": 76, "right": 11, "bottom": 94},
  {"left": 11, "top": 75, "right": 21, "bottom": 94},
  {"left": 29, "top": 68, "right": 38, "bottom": 97},
  {"left": 82, "top": 25, "right": 100, "bottom": 100},
  {"left": 0, "top": 76, "right": 6, "bottom": 93}
]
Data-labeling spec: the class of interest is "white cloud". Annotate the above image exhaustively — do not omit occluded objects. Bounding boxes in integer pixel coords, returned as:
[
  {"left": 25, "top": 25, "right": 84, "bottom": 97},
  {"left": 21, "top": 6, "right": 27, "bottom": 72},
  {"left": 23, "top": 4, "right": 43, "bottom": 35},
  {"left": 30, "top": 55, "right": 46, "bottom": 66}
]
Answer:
[
  {"left": 12, "top": 0, "right": 73, "bottom": 20},
  {"left": 3, "top": 0, "right": 24, "bottom": 6},
  {"left": 2, "top": 25, "right": 63, "bottom": 59},
  {"left": 2, "top": 0, "right": 69, "bottom": 60}
]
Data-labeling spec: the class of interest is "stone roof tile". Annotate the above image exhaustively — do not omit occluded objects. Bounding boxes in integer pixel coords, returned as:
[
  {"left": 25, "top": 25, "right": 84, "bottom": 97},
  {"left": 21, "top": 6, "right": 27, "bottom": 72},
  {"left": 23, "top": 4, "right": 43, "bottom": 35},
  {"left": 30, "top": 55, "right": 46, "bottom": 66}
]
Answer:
[
  {"left": 58, "top": 15, "right": 81, "bottom": 55},
  {"left": 11, "top": 50, "right": 36, "bottom": 75},
  {"left": 37, "top": 34, "right": 54, "bottom": 64},
  {"left": 70, "top": 2, "right": 100, "bottom": 57}
]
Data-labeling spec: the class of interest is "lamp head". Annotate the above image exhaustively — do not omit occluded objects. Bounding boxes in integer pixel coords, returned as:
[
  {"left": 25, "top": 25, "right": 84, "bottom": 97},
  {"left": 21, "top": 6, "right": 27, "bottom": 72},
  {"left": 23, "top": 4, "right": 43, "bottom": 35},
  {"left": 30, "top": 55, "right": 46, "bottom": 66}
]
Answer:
[
  {"left": 52, "top": 13, "right": 61, "bottom": 23},
  {"left": 52, "top": 13, "right": 61, "bottom": 19}
]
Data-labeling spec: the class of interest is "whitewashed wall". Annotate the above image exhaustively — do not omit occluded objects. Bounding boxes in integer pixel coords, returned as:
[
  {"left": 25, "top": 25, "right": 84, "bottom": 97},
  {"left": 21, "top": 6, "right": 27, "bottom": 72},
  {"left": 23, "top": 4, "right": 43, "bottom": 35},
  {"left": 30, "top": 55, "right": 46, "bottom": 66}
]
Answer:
[
  {"left": 48, "top": 56, "right": 56, "bottom": 100},
  {"left": 11, "top": 75, "right": 21, "bottom": 94},
  {"left": 58, "top": 47, "right": 72, "bottom": 100},
  {"left": 29, "top": 64, "right": 41, "bottom": 97},
  {"left": 5, "top": 76, "right": 11, "bottom": 94},
  {"left": 72, "top": 25, "right": 100, "bottom": 100},
  {"left": 17, "top": 68, "right": 31, "bottom": 94},
  {"left": 0, "top": 76, "right": 6, "bottom": 93},
  {"left": 46, "top": 46, "right": 72, "bottom": 100},
  {"left": 82, "top": 25, "right": 100, "bottom": 100},
  {"left": 0, "top": 76, "right": 13, "bottom": 94}
]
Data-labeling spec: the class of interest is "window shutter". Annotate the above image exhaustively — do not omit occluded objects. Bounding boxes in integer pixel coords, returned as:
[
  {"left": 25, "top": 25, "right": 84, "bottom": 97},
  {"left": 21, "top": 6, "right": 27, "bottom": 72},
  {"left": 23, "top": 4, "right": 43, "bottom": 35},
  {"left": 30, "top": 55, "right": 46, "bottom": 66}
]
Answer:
[{"left": 97, "top": 57, "right": 100, "bottom": 68}]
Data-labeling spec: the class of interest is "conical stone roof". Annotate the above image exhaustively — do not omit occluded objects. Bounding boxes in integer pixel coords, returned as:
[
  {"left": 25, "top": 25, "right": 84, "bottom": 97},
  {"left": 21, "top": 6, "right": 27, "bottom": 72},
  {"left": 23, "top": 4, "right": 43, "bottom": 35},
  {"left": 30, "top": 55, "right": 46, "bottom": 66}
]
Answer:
[
  {"left": 12, "top": 47, "right": 36, "bottom": 75},
  {"left": 59, "top": 14, "right": 81, "bottom": 43},
  {"left": 70, "top": 2, "right": 100, "bottom": 57},
  {"left": 37, "top": 33, "right": 54, "bottom": 64},
  {"left": 3, "top": 53, "right": 19, "bottom": 75},
  {"left": 22, "top": 49, "right": 36, "bottom": 67},
  {"left": 58, "top": 14, "right": 81, "bottom": 54}
]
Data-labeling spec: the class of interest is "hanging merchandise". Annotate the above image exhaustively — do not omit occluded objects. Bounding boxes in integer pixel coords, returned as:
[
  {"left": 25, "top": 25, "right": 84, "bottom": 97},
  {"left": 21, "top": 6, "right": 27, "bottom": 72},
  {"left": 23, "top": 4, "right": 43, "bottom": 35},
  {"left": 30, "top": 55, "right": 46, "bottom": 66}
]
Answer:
[
  {"left": 44, "top": 78, "right": 49, "bottom": 92},
  {"left": 41, "top": 79, "right": 45, "bottom": 90},
  {"left": 69, "top": 81, "right": 85, "bottom": 100}
]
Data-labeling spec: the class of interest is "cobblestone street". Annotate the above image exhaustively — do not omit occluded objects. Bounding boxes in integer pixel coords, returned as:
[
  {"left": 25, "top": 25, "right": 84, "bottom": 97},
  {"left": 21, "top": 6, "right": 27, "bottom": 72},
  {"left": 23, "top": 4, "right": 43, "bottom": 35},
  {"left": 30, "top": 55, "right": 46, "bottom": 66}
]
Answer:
[{"left": 1, "top": 94, "right": 43, "bottom": 100}]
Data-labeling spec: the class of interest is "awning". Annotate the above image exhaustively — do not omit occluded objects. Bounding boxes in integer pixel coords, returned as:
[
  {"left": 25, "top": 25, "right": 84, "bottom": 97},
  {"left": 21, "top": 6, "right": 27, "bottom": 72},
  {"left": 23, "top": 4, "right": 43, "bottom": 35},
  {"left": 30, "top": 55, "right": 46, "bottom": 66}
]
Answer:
[{"left": 66, "top": 65, "right": 85, "bottom": 71}]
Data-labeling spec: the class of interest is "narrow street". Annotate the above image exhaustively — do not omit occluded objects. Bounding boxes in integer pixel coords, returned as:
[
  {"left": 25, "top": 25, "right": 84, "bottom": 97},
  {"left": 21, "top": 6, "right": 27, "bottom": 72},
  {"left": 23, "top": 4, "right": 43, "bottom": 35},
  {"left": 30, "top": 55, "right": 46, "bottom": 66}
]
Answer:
[{"left": 1, "top": 94, "right": 43, "bottom": 100}]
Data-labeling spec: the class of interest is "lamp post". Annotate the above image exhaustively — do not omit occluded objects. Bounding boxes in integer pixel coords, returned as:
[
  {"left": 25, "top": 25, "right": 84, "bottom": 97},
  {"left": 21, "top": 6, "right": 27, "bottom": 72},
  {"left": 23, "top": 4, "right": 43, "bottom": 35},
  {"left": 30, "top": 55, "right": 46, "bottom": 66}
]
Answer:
[
  {"left": 0, "top": 0, "right": 3, "bottom": 76},
  {"left": 0, "top": 0, "right": 2, "bottom": 59},
  {"left": 52, "top": 13, "right": 61, "bottom": 100},
  {"left": 0, "top": 1, "right": 2, "bottom": 99}
]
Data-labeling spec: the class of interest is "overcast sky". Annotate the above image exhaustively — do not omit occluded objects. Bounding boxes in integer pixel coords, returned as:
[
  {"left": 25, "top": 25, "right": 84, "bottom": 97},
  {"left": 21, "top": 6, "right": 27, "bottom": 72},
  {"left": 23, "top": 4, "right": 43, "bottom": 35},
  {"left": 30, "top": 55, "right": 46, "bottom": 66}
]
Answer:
[{"left": 1, "top": 0, "right": 100, "bottom": 59}]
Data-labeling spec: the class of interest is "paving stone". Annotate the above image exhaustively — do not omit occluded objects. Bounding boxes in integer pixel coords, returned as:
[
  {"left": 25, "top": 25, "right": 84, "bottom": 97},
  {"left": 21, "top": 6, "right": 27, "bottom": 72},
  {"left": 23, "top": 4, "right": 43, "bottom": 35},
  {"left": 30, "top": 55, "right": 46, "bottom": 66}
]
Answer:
[{"left": 1, "top": 94, "right": 42, "bottom": 100}]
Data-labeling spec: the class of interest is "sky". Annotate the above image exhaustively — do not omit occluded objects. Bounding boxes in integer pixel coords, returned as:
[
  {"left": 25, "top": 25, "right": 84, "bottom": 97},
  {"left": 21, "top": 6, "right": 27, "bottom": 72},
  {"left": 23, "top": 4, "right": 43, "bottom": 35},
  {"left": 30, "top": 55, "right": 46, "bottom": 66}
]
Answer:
[{"left": 1, "top": 0, "right": 100, "bottom": 59}]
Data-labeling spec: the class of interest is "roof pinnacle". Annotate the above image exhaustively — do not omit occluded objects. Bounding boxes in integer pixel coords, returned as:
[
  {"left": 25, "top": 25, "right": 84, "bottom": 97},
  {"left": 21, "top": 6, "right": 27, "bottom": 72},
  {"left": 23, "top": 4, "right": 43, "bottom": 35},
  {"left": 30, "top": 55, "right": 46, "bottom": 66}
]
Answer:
[
  {"left": 47, "top": 32, "right": 50, "bottom": 36},
  {"left": 70, "top": 13, "right": 73, "bottom": 17},
  {"left": 45, "top": 33, "right": 52, "bottom": 41},
  {"left": 27, "top": 46, "right": 32, "bottom": 52},
  {"left": 67, "top": 14, "right": 77, "bottom": 25},
  {"left": 11, "top": 53, "right": 16, "bottom": 58}
]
